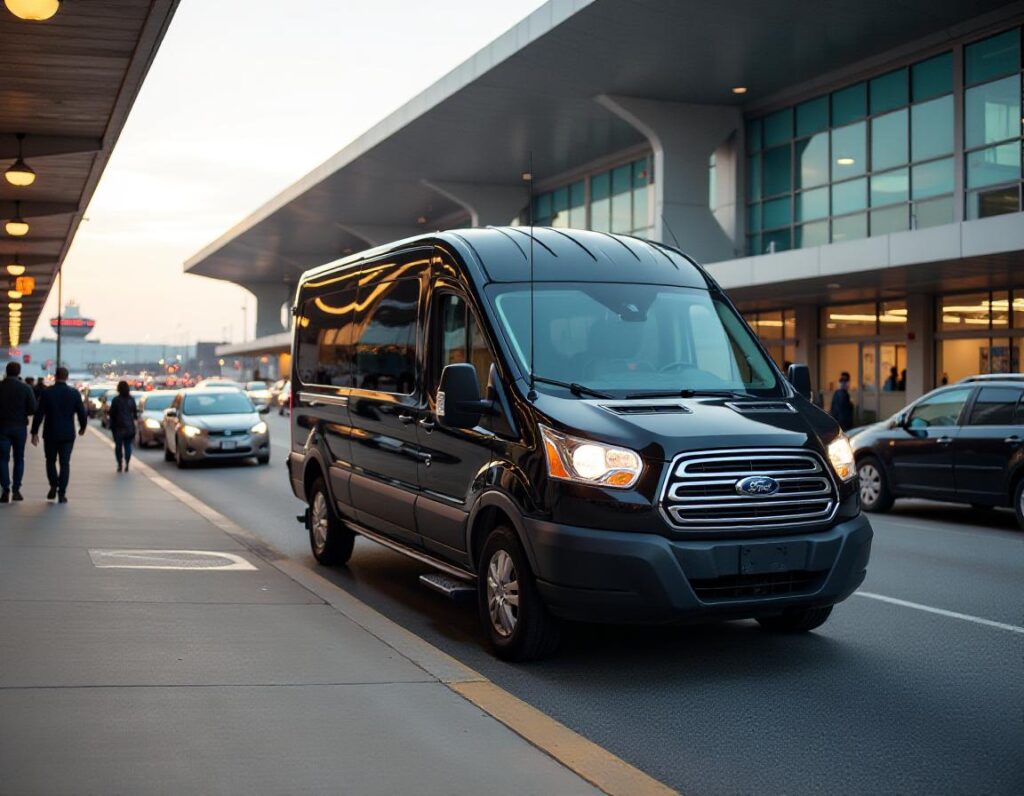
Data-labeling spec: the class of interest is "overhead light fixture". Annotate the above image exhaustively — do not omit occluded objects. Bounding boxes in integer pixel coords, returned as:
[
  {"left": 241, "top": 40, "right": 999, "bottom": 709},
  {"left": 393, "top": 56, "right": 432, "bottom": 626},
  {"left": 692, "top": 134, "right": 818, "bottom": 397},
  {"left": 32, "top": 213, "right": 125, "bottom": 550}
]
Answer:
[
  {"left": 4, "top": 203, "right": 29, "bottom": 236},
  {"left": 4, "top": 134, "right": 36, "bottom": 187},
  {"left": 731, "top": 86, "right": 748, "bottom": 95},
  {"left": 6, "top": 260, "right": 25, "bottom": 276},
  {"left": 8, "top": 290, "right": 22, "bottom": 299},
  {"left": 8, "top": 302, "right": 22, "bottom": 311},
  {"left": 416, "top": 216, "right": 427, "bottom": 224},
  {"left": 4, "top": 0, "right": 61, "bottom": 20},
  {"left": 836, "top": 157, "right": 855, "bottom": 166}
]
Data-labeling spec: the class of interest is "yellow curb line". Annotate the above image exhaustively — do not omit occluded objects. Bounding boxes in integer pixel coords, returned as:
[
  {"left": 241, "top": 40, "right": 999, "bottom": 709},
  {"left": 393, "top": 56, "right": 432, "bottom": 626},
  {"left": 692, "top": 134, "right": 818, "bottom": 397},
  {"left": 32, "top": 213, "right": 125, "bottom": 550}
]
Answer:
[{"left": 86, "top": 426, "right": 679, "bottom": 796}]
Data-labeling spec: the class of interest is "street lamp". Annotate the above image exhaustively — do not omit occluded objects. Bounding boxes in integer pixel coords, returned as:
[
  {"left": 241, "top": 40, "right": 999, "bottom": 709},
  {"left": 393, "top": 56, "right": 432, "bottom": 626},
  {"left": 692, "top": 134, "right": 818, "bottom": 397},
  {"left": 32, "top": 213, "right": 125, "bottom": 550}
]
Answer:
[{"left": 4, "top": 0, "right": 61, "bottom": 20}]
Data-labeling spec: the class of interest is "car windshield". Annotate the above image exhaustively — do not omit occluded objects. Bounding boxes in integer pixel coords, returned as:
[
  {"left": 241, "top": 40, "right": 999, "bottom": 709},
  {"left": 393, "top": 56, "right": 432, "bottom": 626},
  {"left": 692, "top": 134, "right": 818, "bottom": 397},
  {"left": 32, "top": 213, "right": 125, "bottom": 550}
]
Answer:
[
  {"left": 183, "top": 392, "right": 254, "bottom": 415},
  {"left": 488, "top": 283, "right": 780, "bottom": 396},
  {"left": 88, "top": 386, "right": 111, "bottom": 397},
  {"left": 143, "top": 394, "right": 174, "bottom": 411},
  {"left": 246, "top": 381, "right": 268, "bottom": 390}
]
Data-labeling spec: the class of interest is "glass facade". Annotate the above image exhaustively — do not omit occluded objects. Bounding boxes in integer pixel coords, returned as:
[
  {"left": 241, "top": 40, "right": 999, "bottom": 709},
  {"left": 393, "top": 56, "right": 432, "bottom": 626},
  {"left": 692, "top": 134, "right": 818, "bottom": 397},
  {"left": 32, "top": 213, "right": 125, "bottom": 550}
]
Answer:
[
  {"left": 527, "top": 156, "right": 653, "bottom": 237},
  {"left": 746, "top": 26, "right": 1024, "bottom": 255},
  {"left": 936, "top": 290, "right": 1024, "bottom": 383},
  {"left": 742, "top": 309, "right": 796, "bottom": 368}
]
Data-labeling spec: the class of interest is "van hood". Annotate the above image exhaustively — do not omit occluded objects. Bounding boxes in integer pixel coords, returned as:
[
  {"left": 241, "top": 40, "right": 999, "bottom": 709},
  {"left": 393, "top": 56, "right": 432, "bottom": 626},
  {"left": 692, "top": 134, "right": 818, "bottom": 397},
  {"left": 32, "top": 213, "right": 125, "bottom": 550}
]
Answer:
[
  {"left": 533, "top": 394, "right": 838, "bottom": 461},
  {"left": 182, "top": 412, "right": 257, "bottom": 432}
]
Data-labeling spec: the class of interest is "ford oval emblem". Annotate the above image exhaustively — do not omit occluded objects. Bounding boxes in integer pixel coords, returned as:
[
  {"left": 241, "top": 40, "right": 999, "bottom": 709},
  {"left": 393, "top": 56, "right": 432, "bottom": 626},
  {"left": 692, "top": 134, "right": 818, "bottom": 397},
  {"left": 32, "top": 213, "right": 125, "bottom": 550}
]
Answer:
[{"left": 736, "top": 475, "right": 780, "bottom": 496}]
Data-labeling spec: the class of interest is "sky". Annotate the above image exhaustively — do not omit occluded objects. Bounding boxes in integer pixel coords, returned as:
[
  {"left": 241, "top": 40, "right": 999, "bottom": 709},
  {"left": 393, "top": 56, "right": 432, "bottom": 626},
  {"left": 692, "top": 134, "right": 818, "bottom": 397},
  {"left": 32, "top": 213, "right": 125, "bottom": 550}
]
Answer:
[{"left": 35, "top": 0, "right": 547, "bottom": 345}]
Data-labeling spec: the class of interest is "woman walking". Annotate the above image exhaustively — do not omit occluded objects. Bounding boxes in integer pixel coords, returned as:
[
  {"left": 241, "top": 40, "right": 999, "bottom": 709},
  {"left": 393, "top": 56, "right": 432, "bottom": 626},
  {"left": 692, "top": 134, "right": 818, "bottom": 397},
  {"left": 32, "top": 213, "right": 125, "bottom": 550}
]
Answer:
[{"left": 108, "top": 381, "right": 138, "bottom": 472}]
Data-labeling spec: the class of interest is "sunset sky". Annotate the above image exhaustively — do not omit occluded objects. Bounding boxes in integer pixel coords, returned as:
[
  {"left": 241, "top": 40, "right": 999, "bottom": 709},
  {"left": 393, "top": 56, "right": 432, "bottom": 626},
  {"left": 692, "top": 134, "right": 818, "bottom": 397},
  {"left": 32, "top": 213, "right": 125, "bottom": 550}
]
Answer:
[{"left": 35, "top": 0, "right": 546, "bottom": 344}]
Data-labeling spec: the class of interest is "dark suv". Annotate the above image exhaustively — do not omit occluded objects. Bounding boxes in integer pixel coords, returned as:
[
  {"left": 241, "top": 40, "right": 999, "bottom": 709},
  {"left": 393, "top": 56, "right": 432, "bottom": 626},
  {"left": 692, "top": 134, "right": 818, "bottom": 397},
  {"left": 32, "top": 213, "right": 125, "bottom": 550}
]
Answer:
[
  {"left": 852, "top": 379, "right": 1024, "bottom": 528},
  {"left": 287, "top": 228, "right": 873, "bottom": 660}
]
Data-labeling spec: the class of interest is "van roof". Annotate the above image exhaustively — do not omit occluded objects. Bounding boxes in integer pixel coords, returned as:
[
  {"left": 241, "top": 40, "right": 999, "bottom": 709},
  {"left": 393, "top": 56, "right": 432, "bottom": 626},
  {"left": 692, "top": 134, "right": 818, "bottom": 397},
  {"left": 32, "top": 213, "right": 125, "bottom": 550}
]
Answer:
[{"left": 299, "top": 227, "right": 714, "bottom": 289}]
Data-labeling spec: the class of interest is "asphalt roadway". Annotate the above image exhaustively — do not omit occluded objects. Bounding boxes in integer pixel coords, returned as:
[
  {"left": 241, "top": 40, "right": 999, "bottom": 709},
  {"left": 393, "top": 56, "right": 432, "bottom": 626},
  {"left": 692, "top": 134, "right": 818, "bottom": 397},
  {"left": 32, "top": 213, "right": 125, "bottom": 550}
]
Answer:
[{"left": 128, "top": 412, "right": 1024, "bottom": 795}]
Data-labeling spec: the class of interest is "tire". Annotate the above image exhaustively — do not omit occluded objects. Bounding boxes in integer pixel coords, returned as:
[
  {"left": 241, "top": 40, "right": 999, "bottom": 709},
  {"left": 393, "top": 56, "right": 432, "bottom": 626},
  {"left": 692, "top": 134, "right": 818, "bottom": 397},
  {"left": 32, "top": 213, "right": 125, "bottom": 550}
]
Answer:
[
  {"left": 477, "top": 525, "right": 560, "bottom": 662},
  {"left": 757, "top": 605, "right": 833, "bottom": 633},
  {"left": 857, "top": 457, "right": 894, "bottom": 513},
  {"left": 1014, "top": 479, "right": 1024, "bottom": 531},
  {"left": 307, "top": 476, "right": 354, "bottom": 565}
]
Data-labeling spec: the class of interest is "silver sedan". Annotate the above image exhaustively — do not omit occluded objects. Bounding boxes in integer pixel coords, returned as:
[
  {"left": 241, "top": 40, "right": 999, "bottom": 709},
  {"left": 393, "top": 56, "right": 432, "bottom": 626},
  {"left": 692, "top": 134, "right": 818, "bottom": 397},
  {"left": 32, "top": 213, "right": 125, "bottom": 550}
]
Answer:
[
  {"left": 162, "top": 388, "right": 270, "bottom": 468},
  {"left": 136, "top": 390, "right": 177, "bottom": 447}
]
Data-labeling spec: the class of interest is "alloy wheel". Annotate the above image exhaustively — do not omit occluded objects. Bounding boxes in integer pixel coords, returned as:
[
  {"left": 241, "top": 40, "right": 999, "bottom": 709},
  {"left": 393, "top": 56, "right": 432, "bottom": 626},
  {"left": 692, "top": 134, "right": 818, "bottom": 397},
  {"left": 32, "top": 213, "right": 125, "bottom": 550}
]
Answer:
[
  {"left": 859, "top": 463, "right": 881, "bottom": 505},
  {"left": 311, "top": 491, "right": 329, "bottom": 555},
  {"left": 486, "top": 549, "right": 519, "bottom": 638}
]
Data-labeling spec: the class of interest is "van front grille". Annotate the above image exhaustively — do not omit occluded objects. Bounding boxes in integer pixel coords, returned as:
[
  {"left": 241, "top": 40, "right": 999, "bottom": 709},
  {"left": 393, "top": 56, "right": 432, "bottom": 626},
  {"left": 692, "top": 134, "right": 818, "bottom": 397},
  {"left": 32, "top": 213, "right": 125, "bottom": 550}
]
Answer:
[
  {"left": 690, "top": 570, "right": 827, "bottom": 601},
  {"left": 661, "top": 448, "right": 837, "bottom": 531}
]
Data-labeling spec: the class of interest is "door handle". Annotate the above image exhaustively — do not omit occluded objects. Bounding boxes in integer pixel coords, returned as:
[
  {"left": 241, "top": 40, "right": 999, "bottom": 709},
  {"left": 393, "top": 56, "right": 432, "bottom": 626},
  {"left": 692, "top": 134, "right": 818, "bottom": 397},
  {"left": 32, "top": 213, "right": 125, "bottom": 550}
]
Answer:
[
  {"left": 1004, "top": 435, "right": 1022, "bottom": 446},
  {"left": 397, "top": 413, "right": 415, "bottom": 425},
  {"left": 936, "top": 436, "right": 954, "bottom": 445},
  {"left": 418, "top": 418, "right": 436, "bottom": 432}
]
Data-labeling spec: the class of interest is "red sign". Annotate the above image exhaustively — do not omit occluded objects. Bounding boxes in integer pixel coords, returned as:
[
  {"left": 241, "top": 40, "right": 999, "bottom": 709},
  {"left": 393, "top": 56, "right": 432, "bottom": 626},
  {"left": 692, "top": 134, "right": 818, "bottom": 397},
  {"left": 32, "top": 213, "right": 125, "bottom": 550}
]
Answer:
[
  {"left": 22, "top": 354, "right": 30, "bottom": 364},
  {"left": 15, "top": 276, "right": 35, "bottom": 295}
]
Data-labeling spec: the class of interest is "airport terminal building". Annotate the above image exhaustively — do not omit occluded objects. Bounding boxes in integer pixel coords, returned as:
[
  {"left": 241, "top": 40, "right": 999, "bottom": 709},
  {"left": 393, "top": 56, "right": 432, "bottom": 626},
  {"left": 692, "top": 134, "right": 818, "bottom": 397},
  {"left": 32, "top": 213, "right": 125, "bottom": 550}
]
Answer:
[{"left": 187, "top": 0, "right": 1024, "bottom": 424}]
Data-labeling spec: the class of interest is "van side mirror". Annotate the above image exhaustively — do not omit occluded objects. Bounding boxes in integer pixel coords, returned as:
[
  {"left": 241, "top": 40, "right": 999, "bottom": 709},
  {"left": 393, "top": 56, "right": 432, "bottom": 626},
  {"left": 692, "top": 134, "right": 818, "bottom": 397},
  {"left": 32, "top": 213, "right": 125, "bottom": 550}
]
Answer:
[
  {"left": 437, "top": 363, "right": 491, "bottom": 429},
  {"left": 786, "top": 363, "right": 813, "bottom": 400}
]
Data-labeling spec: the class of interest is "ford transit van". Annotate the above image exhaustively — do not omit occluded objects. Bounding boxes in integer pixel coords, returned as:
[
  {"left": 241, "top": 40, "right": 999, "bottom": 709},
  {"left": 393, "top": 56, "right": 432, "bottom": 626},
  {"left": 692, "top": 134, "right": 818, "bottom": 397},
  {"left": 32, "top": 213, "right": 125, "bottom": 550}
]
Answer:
[{"left": 287, "top": 228, "right": 872, "bottom": 660}]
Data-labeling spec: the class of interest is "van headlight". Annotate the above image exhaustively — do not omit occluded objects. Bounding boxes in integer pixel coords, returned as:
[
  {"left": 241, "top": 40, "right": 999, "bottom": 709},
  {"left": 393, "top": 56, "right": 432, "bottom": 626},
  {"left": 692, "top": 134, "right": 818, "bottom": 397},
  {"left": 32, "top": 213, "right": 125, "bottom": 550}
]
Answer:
[
  {"left": 250, "top": 421, "right": 267, "bottom": 434},
  {"left": 540, "top": 425, "right": 642, "bottom": 488},
  {"left": 182, "top": 424, "right": 203, "bottom": 438},
  {"left": 827, "top": 435, "right": 856, "bottom": 481}
]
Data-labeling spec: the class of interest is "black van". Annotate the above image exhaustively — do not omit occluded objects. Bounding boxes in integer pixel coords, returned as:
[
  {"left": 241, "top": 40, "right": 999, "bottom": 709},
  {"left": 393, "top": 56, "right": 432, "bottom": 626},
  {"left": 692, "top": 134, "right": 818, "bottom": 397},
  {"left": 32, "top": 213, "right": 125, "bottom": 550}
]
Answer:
[{"left": 287, "top": 228, "right": 872, "bottom": 660}]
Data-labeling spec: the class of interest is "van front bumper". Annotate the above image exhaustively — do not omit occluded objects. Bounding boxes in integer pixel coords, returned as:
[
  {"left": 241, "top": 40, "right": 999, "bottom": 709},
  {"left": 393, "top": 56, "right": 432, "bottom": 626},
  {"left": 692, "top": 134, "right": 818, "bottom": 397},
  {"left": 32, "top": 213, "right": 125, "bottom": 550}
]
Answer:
[{"left": 523, "top": 515, "right": 872, "bottom": 623}]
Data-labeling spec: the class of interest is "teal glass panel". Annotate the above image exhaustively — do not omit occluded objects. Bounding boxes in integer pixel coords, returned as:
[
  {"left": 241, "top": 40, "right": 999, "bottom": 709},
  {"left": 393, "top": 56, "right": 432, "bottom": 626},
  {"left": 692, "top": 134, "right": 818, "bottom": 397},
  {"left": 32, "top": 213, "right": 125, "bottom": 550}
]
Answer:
[
  {"left": 966, "top": 185, "right": 1021, "bottom": 219},
  {"left": 762, "top": 197, "right": 791, "bottom": 229},
  {"left": 832, "top": 178, "right": 867, "bottom": 215},
  {"left": 550, "top": 186, "right": 569, "bottom": 227},
  {"left": 966, "top": 141, "right": 1022, "bottom": 189},
  {"left": 911, "top": 52, "right": 952, "bottom": 101},
  {"left": 748, "top": 202, "right": 761, "bottom": 233},
  {"left": 870, "top": 69, "right": 909, "bottom": 115},
  {"left": 796, "top": 220, "right": 829, "bottom": 248},
  {"left": 632, "top": 158, "right": 650, "bottom": 187},
  {"left": 796, "top": 97, "right": 828, "bottom": 137},
  {"left": 965, "top": 75, "right": 1021, "bottom": 149},
  {"left": 871, "top": 168, "right": 909, "bottom": 207},
  {"left": 763, "top": 145, "right": 792, "bottom": 196},
  {"left": 763, "top": 108, "right": 793, "bottom": 148},
  {"left": 831, "top": 82, "right": 867, "bottom": 126},
  {"left": 911, "top": 157, "right": 954, "bottom": 199},
  {"left": 870, "top": 205, "right": 909, "bottom": 236},
  {"left": 913, "top": 195, "right": 954, "bottom": 229},
  {"left": 611, "top": 164, "right": 631, "bottom": 195},
  {"left": 832, "top": 213, "right": 867, "bottom": 243},
  {"left": 763, "top": 228, "right": 791, "bottom": 253},
  {"left": 832, "top": 122, "right": 866, "bottom": 180},
  {"left": 568, "top": 180, "right": 586, "bottom": 228},
  {"left": 591, "top": 170, "right": 610, "bottom": 200},
  {"left": 747, "top": 154, "right": 761, "bottom": 201},
  {"left": 746, "top": 234, "right": 761, "bottom": 256},
  {"left": 633, "top": 186, "right": 650, "bottom": 234},
  {"left": 590, "top": 171, "right": 610, "bottom": 232},
  {"left": 796, "top": 133, "right": 829, "bottom": 189},
  {"left": 871, "top": 109, "right": 908, "bottom": 171},
  {"left": 796, "top": 187, "right": 829, "bottom": 221},
  {"left": 533, "top": 192, "right": 551, "bottom": 225},
  {"left": 911, "top": 96, "right": 954, "bottom": 161},
  {"left": 965, "top": 29, "right": 1021, "bottom": 87},
  {"left": 746, "top": 118, "right": 762, "bottom": 153},
  {"left": 611, "top": 164, "right": 632, "bottom": 233}
]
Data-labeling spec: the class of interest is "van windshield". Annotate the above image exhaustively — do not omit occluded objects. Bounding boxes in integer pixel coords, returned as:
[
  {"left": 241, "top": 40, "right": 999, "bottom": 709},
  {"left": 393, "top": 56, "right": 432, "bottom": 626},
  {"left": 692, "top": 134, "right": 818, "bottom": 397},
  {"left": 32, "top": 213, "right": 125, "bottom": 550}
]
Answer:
[{"left": 488, "top": 283, "right": 781, "bottom": 396}]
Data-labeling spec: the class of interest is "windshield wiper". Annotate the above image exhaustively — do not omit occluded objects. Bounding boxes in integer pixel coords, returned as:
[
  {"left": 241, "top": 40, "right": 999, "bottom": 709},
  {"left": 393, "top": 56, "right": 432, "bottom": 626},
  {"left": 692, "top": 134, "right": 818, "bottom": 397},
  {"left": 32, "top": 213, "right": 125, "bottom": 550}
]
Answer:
[
  {"left": 624, "top": 388, "right": 750, "bottom": 400},
  {"left": 532, "top": 376, "right": 613, "bottom": 399}
]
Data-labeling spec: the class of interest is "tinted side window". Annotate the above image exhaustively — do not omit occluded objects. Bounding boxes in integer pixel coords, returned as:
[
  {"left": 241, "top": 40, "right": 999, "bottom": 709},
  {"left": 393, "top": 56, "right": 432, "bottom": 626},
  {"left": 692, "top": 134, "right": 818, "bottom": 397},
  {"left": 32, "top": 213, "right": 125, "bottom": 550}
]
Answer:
[
  {"left": 353, "top": 278, "right": 420, "bottom": 394},
  {"left": 295, "top": 287, "right": 357, "bottom": 387},
  {"left": 434, "top": 293, "right": 494, "bottom": 393},
  {"left": 908, "top": 387, "right": 971, "bottom": 428},
  {"left": 968, "top": 386, "right": 1023, "bottom": 425}
]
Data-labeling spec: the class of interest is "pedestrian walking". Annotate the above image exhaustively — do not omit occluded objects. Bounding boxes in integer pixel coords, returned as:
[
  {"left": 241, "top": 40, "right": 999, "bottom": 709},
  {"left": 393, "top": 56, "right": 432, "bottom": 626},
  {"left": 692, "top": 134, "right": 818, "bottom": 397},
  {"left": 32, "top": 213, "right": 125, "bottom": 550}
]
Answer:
[
  {"left": 829, "top": 371, "right": 855, "bottom": 431},
  {"left": 30, "top": 367, "right": 87, "bottom": 504},
  {"left": 108, "top": 381, "right": 138, "bottom": 472},
  {"left": 32, "top": 377, "right": 45, "bottom": 402},
  {"left": 0, "top": 361, "right": 37, "bottom": 503}
]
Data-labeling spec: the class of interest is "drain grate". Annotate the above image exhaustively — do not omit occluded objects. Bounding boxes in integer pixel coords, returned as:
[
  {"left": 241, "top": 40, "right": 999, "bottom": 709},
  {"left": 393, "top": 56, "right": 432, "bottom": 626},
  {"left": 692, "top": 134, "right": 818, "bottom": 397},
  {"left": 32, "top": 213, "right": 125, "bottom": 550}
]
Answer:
[{"left": 88, "top": 549, "right": 257, "bottom": 571}]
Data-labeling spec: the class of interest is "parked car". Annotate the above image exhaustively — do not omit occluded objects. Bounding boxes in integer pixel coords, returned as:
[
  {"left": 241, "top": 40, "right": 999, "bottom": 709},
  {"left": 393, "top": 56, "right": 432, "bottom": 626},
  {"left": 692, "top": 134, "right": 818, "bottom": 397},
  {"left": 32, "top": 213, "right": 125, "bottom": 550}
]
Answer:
[
  {"left": 136, "top": 390, "right": 177, "bottom": 447},
  {"left": 194, "top": 377, "right": 245, "bottom": 390},
  {"left": 853, "top": 379, "right": 1024, "bottom": 528},
  {"left": 163, "top": 387, "right": 270, "bottom": 468},
  {"left": 956, "top": 373, "right": 1024, "bottom": 384},
  {"left": 286, "top": 227, "right": 872, "bottom": 661},
  {"left": 245, "top": 380, "right": 273, "bottom": 411},
  {"left": 83, "top": 383, "right": 115, "bottom": 418}
]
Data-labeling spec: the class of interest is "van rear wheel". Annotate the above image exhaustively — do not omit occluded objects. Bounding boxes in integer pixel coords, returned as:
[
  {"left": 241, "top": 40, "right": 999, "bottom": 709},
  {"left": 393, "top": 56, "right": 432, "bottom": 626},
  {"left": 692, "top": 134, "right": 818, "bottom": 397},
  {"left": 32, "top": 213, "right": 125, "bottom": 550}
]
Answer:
[
  {"left": 756, "top": 605, "right": 833, "bottom": 633},
  {"left": 307, "top": 476, "right": 354, "bottom": 566},
  {"left": 478, "top": 525, "right": 560, "bottom": 661}
]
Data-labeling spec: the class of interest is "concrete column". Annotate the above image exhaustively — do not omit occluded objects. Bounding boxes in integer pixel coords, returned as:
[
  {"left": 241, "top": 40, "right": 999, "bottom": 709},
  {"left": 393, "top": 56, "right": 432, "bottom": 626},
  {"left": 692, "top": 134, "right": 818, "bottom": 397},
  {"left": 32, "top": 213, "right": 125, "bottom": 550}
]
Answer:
[
  {"left": 422, "top": 180, "right": 526, "bottom": 227},
  {"left": 793, "top": 304, "right": 820, "bottom": 404},
  {"left": 905, "top": 293, "right": 934, "bottom": 400},
  {"left": 243, "top": 282, "right": 292, "bottom": 339},
  {"left": 597, "top": 94, "right": 741, "bottom": 263},
  {"left": 335, "top": 223, "right": 424, "bottom": 248}
]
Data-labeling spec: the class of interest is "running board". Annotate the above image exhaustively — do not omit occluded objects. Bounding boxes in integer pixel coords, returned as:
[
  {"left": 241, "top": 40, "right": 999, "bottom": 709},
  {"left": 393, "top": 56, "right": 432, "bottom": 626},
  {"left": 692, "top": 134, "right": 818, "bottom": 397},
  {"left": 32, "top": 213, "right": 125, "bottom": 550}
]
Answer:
[
  {"left": 419, "top": 573, "right": 477, "bottom": 601},
  {"left": 350, "top": 523, "right": 476, "bottom": 583}
]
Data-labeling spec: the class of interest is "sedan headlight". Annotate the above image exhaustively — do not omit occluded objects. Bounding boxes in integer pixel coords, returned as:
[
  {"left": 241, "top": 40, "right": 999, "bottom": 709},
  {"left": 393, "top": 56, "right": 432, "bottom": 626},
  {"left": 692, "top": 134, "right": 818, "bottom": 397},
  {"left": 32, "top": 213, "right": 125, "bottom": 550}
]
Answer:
[
  {"left": 144, "top": 418, "right": 161, "bottom": 429},
  {"left": 827, "top": 434, "right": 856, "bottom": 481},
  {"left": 182, "top": 424, "right": 203, "bottom": 438},
  {"left": 250, "top": 421, "right": 268, "bottom": 434},
  {"left": 540, "top": 425, "right": 642, "bottom": 488}
]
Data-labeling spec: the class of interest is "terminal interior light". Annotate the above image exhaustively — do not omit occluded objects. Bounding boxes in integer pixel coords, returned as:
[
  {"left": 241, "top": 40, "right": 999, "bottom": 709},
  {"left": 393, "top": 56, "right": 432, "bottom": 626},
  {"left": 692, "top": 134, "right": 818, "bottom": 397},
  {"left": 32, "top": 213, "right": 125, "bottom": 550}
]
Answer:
[
  {"left": 4, "top": 0, "right": 60, "bottom": 20},
  {"left": 4, "top": 203, "right": 29, "bottom": 236},
  {"left": 6, "top": 260, "right": 25, "bottom": 276},
  {"left": 731, "top": 86, "right": 748, "bottom": 94},
  {"left": 836, "top": 157, "right": 855, "bottom": 166},
  {"left": 7, "top": 289, "right": 22, "bottom": 299},
  {"left": 4, "top": 134, "right": 36, "bottom": 187}
]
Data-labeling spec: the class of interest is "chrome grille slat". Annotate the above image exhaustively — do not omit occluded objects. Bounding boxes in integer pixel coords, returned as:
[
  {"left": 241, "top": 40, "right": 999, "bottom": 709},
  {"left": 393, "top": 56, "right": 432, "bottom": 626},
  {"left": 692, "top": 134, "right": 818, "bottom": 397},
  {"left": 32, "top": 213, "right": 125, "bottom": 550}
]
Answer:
[{"left": 661, "top": 448, "right": 838, "bottom": 531}]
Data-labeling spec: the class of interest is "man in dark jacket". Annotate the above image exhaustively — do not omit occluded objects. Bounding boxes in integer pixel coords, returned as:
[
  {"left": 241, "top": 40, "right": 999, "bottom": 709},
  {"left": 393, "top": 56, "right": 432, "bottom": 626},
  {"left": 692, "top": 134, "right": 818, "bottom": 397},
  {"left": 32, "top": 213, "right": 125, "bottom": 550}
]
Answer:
[
  {"left": 829, "top": 371, "right": 855, "bottom": 431},
  {"left": 30, "top": 367, "right": 87, "bottom": 503},
  {"left": 0, "top": 361, "right": 37, "bottom": 503}
]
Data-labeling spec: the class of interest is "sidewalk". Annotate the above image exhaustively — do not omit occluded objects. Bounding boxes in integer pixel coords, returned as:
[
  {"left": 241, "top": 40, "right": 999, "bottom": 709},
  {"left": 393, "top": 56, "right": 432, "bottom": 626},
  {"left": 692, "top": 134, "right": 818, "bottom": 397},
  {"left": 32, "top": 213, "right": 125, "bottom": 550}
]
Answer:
[{"left": 0, "top": 429, "right": 598, "bottom": 795}]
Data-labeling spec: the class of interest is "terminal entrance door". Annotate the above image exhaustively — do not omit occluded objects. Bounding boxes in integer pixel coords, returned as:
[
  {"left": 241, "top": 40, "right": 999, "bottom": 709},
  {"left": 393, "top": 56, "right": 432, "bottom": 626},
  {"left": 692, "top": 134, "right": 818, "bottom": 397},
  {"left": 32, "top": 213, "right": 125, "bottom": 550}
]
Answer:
[{"left": 820, "top": 342, "right": 906, "bottom": 425}]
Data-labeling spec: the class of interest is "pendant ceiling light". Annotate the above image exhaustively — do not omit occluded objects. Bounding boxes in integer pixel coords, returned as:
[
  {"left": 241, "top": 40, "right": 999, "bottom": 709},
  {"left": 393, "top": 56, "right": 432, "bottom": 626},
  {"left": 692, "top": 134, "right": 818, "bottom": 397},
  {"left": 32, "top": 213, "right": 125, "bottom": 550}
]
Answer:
[
  {"left": 4, "top": 202, "right": 29, "bottom": 236},
  {"left": 4, "top": 0, "right": 61, "bottom": 21},
  {"left": 8, "top": 302, "right": 22, "bottom": 311},
  {"left": 8, "top": 290, "right": 22, "bottom": 299},
  {"left": 6, "top": 260, "right": 25, "bottom": 276},
  {"left": 4, "top": 134, "right": 36, "bottom": 187}
]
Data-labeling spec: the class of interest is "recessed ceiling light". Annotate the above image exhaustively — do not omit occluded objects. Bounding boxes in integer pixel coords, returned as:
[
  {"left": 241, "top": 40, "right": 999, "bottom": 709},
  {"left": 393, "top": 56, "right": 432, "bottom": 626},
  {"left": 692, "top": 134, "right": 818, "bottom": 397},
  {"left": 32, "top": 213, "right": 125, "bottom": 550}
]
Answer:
[
  {"left": 416, "top": 216, "right": 427, "bottom": 224},
  {"left": 836, "top": 157, "right": 855, "bottom": 166},
  {"left": 827, "top": 282, "right": 841, "bottom": 289},
  {"left": 731, "top": 86, "right": 747, "bottom": 95}
]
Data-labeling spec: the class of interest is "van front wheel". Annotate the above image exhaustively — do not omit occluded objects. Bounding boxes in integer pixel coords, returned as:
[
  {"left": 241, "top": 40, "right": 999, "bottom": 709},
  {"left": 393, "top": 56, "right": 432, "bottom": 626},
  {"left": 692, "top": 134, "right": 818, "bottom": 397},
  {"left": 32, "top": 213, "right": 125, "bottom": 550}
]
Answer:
[
  {"left": 756, "top": 605, "right": 833, "bottom": 633},
  {"left": 478, "top": 525, "right": 560, "bottom": 661},
  {"left": 307, "top": 476, "right": 354, "bottom": 566}
]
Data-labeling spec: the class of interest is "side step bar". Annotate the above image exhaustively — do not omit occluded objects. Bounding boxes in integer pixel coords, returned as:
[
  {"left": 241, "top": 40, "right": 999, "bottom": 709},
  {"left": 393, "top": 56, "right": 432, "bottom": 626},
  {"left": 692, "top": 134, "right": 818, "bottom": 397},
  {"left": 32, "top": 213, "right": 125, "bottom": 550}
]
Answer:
[
  {"left": 350, "top": 523, "right": 477, "bottom": 583},
  {"left": 419, "top": 573, "right": 477, "bottom": 601}
]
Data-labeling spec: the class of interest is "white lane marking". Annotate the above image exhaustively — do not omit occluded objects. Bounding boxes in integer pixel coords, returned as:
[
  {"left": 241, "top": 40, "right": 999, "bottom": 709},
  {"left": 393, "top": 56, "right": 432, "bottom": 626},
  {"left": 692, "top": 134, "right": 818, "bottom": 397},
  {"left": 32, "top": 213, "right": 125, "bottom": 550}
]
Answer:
[
  {"left": 855, "top": 591, "right": 1024, "bottom": 635},
  {"left": 88, "top": 549, "right": 257, "bottom": 571}
]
